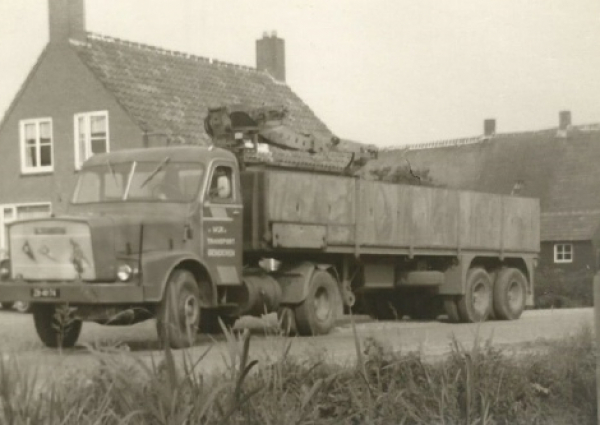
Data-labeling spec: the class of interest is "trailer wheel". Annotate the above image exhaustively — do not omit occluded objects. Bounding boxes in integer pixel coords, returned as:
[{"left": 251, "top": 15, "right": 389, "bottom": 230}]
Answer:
[
  {"left": 443, "top": 297, "right": 461, "bottom": 323},
  {"left": 493, "top": 268, "right": 527, "bottom": 320},
  {"left": 156, "top": 269, "right": 201, "bottom": 348},
  {"left": 294, "top": 270, "right": 340, "bottom": 335},
  {"left": 33, "top": 304, "right": 82, "bottom": 348},
  {"left": 457, "top": 268, "right": 492, "bottom": 323}
]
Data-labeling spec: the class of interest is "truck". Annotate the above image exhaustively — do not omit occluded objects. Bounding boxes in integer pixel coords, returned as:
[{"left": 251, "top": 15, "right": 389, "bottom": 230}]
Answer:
[{"left": 0, "top": 106, "right": 540, "bottom": 348}]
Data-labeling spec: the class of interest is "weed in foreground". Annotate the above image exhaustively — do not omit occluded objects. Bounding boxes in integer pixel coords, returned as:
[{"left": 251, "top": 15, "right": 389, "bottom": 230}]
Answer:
[{"left": 0, "top": 324, "right": 597, "bottom": 424}]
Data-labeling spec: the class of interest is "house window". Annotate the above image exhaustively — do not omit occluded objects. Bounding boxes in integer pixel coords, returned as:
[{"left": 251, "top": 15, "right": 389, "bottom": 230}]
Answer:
[
  {"left": 74, "top": 111, "right": 109, "bottom": 169},
  {"left": 19, "top": 118, "right": 53, "bottom": 174},
  {"left": 554, "top": 243, "right": 573, "bottom": 264}
]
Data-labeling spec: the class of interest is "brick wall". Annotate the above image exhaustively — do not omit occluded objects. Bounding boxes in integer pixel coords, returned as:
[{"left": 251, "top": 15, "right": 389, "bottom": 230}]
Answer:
[{"left": 0, "top": 43, "right": 143, "bottom": 214}]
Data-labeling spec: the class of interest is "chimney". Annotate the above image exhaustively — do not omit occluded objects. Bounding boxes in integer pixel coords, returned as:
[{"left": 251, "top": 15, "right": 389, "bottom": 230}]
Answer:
[
  {"left": 559, "top": 110, "right": 572, "bottom": 130},
  {"left": 48, "top": 0, "right": 86, "bottom": 44},
  {"left": 483, "top": 119, "right": 496, "bottom": 137},
  {"left": 256, "top": 31, "right": 286, "bottom": 82}
]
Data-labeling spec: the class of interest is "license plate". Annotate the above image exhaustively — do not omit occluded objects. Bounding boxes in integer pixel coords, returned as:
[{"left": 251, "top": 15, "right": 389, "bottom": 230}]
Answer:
[{"left": 31, "top": 288, "right": 60, "bottom": 298}]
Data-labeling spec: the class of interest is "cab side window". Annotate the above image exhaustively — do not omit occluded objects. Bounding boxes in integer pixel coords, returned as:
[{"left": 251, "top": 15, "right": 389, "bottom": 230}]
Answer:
[{"left": 208, "top": 165, "right": 233, "bottom": 202}]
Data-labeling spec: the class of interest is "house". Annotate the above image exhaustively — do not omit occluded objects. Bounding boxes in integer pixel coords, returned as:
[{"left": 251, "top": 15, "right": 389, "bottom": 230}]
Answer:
[
  {"left": 375, "top": 112, "right": 600, "bottom": 273},
  {"left": 0, "top": 0, "right": 333, "bottom": 255}
]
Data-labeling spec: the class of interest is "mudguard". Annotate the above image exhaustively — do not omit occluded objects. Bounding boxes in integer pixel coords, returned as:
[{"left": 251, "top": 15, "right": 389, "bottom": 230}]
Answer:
[
  {"left": 140, "top": 250, "right": 216, "bottom": 304},
  {"left": 275, "top": 262, "right": 332, "bottom": 305}
]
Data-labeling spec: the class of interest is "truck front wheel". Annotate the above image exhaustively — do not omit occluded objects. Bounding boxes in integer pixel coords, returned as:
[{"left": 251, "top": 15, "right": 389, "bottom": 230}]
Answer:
[
  {"left": 457, "top": 268, "right": 492, "bottom": 323},
  {"left": 33, "top": 304, "right": 82, "bottom": 348},
  {"left": 294, "top": 270, "right": 340, "bottom": 336},
  {"left": 156, "top": 269, "right": 201, "bottom": 348}
]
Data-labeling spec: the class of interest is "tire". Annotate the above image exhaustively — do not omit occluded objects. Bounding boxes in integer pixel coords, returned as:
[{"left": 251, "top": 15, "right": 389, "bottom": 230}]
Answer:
[
  {"left": 443, "top": 297, "right": 461, "bottom": 323},
  {"left": 14, "top": 301, "right": 31, "bottom": 313},
  {"left": 493, "top": 268, "right": 527, "bottom": 320},
  {"left": 33, "top": 304, "right": 82, "bottom": 348},
  {"left": 294, "top": 270, "right": 341, "bottom": 336},
  {"left": 156, "top": 269, "right": 201, "bottom": 348},
  {"left": 457, "top": 268, "right": 492, "bottom": 323},
  {"left": 0, "top": 302, "right": 14, "bottom": 310}
]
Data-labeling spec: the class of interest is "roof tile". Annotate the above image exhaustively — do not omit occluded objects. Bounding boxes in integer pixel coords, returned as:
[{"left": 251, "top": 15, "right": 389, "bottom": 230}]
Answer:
[{"left": 71, "top": 33, "right": 332, "bottom": 144}]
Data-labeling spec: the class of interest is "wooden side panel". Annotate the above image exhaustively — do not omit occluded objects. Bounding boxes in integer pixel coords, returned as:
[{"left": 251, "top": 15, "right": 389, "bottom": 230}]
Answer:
[
  {"left": 360, "top": 184, "right": 460, "bottom": 248},
  {"left": 248, "top": 169, "right": 539, "bottom": 254},
  {"left": 265, "top": 170, "right": 355, "bottom": 225},
  {"left": 458, "top": 192, "right": 503, "bottom": 250},
  {"left": 502, "top": 197, "right": 540, "bottom": 252},
  {"left": 409, "top": 186, "right": 459, "bottom": 248},
  {"left": 361, "top": 181, "right": 406, "bottom": 246}
]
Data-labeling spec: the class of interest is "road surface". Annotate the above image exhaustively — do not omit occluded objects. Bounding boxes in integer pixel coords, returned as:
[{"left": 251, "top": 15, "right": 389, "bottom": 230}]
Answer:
[{"left": 0, "top": 308, "right": 593, "bottom": 386}]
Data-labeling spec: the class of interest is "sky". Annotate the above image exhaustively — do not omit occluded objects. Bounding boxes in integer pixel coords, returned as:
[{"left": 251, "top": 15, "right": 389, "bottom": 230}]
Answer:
[{"left": 0, "top": 0, "right": 599, "bottom": 147}]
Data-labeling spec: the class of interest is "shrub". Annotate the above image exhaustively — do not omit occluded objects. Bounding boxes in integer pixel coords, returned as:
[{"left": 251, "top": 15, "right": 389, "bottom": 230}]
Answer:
[{"left": 535, "top": 267, "right": 594, "bottom": 308}]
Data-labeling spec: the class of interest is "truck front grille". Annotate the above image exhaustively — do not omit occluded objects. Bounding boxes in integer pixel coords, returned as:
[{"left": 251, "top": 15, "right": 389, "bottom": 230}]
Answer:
[{"left": 9, "top": 221, "right": 96, "bottom": 281}]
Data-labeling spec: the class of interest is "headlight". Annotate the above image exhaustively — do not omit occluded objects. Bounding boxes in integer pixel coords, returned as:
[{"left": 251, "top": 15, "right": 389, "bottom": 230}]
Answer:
[
  {"left": 0, "top": 260, "right": 10, "bottom": 280},
  {"left": 117, "top": 264, "right": 134, "bottom": 282}
]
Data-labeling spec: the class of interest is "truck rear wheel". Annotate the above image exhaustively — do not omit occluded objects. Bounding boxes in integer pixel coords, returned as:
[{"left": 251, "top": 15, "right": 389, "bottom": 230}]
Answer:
[
  {"left": 457, "top": 268, "right": 492, "bottom": 323},
  {"left": 294, "top": 270, "right": 340, "bottom": 336},
  {"left": 33, "top": 304, "right": 82, "bottom": 348},
  {"left": 493, "top": 268, "right": 527, "bottom": 320},
  {"left": 156, "top": 269, "right": 201, "bottom": 348}
]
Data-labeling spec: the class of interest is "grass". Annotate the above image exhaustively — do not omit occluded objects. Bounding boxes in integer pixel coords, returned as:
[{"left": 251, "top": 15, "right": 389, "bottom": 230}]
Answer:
[{"left": 0, "top": 321, "right": 597, "bottom": 424}]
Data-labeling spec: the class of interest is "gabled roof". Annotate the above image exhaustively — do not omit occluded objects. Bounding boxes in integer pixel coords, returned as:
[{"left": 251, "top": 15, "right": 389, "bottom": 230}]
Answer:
[
  {"left": 374, "top": 125, "right": 600, "bottom": 241},
  {"left": 541, "top": 211, "right": 600, "bottom": 242},
  {"left": 70, "top": 33, "right": 332, "bottom": 145}
]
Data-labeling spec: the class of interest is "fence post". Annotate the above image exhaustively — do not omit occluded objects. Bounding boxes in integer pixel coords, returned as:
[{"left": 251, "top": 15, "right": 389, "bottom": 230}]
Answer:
[{"left": 594, "top": 272, "right": 600, "bottom": 424}]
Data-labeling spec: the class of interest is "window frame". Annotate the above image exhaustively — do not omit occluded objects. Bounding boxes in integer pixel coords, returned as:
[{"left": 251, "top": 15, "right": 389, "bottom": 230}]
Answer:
[
  {"left": 205, "top": 163, "right": 236, "bottom": 204},
  {"left": 19, "top": 118, "right": 54, "bottom": 174},
  {"left": 74, "top": 111, "right": 110, "bottom": 170},
  {"left": 554, "top": 243, "right": 574, "bottom": 264}
]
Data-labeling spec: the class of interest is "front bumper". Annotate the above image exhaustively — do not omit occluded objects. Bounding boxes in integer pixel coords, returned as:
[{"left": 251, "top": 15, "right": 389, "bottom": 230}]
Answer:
[{"left": 0, "top": 280, "right": 145, "bottom": 304}]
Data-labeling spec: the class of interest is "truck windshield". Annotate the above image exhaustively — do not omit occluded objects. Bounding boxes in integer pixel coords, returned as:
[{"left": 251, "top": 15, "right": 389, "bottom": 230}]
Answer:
[{"left": 72, "top": 161, "right": 205, "bottom": 204}]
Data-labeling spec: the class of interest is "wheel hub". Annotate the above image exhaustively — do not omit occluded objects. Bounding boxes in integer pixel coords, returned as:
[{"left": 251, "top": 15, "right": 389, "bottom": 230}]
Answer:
[
  {"left": 472, "top": 281, "right": 490, "bottom": 315},
  {"left": 182, "top": 294, "right": 199, "bottom": 326},
  {"left": 507, "top": 280, "right": 524, "bottom": 310},
  {"left": 314, "top": 287, "right": 331, "bottom": 322}
]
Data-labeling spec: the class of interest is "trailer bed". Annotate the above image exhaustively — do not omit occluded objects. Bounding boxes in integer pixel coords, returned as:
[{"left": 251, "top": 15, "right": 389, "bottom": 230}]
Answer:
[{"left": 240, "top": 169, "right": 539, "bottom": 256}]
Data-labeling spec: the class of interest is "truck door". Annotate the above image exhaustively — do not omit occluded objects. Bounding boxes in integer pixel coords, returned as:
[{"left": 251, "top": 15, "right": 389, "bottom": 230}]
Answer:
[{"left": 202, "top": 162, "right": 243, "bottom": 285}]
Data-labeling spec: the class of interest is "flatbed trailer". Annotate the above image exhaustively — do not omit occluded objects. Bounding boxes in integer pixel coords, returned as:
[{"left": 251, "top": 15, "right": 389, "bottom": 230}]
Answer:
[{"left": 240, "top": 167, "right": 539, "bottom": 320}]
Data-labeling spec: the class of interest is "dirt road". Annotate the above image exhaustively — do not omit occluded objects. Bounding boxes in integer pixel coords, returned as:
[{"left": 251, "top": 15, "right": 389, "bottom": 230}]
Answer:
[{"left": 0, "top": 308, "right": 593, "bottom": 384}]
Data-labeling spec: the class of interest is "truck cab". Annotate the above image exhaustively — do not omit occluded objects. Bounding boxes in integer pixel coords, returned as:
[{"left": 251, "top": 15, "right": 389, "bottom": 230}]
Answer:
[{"left": 0, "top": 146, "right": 246, "bottom": 348}]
